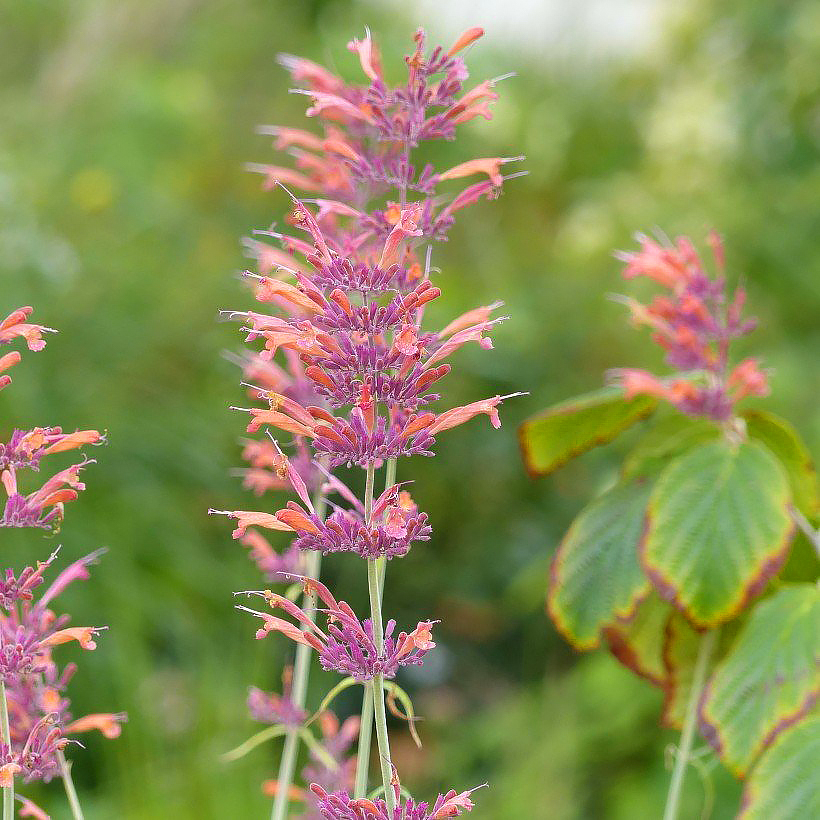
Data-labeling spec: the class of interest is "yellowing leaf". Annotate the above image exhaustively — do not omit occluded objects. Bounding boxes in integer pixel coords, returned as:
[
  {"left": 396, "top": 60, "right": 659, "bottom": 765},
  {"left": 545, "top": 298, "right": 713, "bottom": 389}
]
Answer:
[
  {"left": 641, "top": 439, "right": 794, "bottom": 627},
  {"left": 548, "top": 477, "right": 653, "bottom": 649},
  {"left": 519, "top": 388, "right": 655, "bottom": 477},
  {"left": 699, "top": 584, "right": 820, "bottom": 775}
]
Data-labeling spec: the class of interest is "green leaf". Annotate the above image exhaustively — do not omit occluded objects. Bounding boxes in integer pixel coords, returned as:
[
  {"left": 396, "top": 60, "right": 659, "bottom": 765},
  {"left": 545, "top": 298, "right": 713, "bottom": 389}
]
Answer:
[
  {"left": 641, "top": 439, "right": 794, "bottom": 627},
  {"left": 548, "top": 477, "right": 654, "bottom": 649},
  {"left": 622, "top": 415, "right": 719, "bottom": 479},
  {"left": 699, "top": 584, "right": 820, "bottom": 775},
  {"left": 519, "top": 388, "right": 656, "bottom": 477},
  {"left": 739, "top": 714, "right": 820, "bottom": 819},
  {"left": 603, "top": 590, "right": 670, "bottom": 686},
  {"left": 659, "top": 612, "right": 701, "bottom": 728},
  {"left": 743, "top": 409, "right": 819, "bottom": 517}
]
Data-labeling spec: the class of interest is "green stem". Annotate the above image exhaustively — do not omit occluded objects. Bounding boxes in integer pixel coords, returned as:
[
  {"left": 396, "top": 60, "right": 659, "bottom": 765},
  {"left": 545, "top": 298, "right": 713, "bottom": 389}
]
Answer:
[
  {"left": 57, "top": 749, "right": 84, "bottom": 820},
  {"left": 1, "top": 681, "right": 12, "bottom": 820},
  {"left": 271, "top": 491, "right": 327, "bottom": 820},
  {"left": 353, "top": 687, "right": 374, "bottom": 798},
  {"left": 353, "top": 458, "right": 396, "bottom": 797},
  {"left": 663, "top": 629, "right": 718, "bottom": 820},
  {"left": 367, "top": 558, "right": 395, "bottom": 813}
]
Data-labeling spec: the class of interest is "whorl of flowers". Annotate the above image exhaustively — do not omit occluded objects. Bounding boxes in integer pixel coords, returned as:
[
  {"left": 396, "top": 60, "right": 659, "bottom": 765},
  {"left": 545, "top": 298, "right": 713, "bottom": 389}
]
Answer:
[
  {"left": 237, "top": 579, "right": 436, "bottom": 683},
  {"left": 215, "top": 26, "right": 520, "bottom": 816},
  {"left": 608, "top": 232, "right": 768, "bottom": 421},
  {"left": 309, "top": 777, "right": 483, "bottom": 820}
]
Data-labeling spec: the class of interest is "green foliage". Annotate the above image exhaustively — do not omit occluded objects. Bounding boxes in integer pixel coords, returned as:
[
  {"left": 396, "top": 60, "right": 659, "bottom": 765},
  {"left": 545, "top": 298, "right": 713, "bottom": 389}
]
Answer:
[
  {"left": 743, "top": 410, "right": 819, "bottom": 517},
  {"left": 700, "top": 584, "right": 820, "bottom": 775},
  {"left": 641, "top": 440, "right": 794, "bottom": 627},
  {"left": 621, "top": 416, "right": 719, "bottom": 478},
  {"left": 547, "top": 477, "right": 654, "bottom": 648},
  {"left": 603, "top": 591, "right": 669, "bottom": 686},
  {"left": 739, "top": 714, "right": 820, "bottom": 820},
  {"left": 519, "top": 389, "right": 655, "bottom": 477}
]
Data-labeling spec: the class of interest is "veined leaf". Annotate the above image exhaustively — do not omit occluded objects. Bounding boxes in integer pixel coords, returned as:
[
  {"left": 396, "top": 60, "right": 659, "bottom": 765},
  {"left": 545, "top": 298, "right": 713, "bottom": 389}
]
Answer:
[
  {"left": 519, "top": 388, "right": 656, "bottom": 477},
  {"left": 548, "top": 477, "right": 653, "bottom": 649},
  {"left": 603, "top": 590, "right": 670, "bottom": 686},
  {"left": 699, "top": 584, "right": 820, "bottom": 775},
  {"left": 641, "top": 439, "right": 794, "bottom": 627},
  {"left": 743, "top": 409, "right": 819, "bottom": 517},
  {"left": 739, "top": 714, "right": 820, "bottom": 819},
  {"left": 622, "top": 415, "right": 719, "bottom": 479}
]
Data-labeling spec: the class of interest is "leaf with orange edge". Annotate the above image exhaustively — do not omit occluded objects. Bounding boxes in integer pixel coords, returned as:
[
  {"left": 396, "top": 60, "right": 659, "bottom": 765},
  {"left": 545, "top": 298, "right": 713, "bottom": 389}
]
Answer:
[
  {"left": 547, "top": 477, "right": 653, "bottom": 649},
  {"left": 603, "top": 590, "right": 670, "bottom": 686},
  {"left": 519, "top": 388, "right": 655, "bottom": 477},
  {"left": 739, "top": 713, "right": 820, "bottom": 819},
  {"left": 699, "top": 584, "right": 819, "bottom": 776},
  {"left": 641, "top": 439, "right": 794, "bottom": 628}
]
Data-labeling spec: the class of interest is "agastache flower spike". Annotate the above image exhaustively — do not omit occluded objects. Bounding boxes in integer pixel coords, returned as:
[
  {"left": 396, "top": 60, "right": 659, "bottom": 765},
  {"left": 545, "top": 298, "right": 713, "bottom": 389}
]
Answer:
[{"left": 217, "top": 27, "right": 518, "bottom": 817}]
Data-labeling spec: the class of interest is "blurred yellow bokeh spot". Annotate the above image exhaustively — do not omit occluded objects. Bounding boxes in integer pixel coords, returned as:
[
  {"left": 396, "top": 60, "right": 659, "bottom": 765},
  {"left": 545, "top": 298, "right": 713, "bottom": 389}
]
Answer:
[{"left": 70, "top": 168, "right": 116, "bottom": 212}]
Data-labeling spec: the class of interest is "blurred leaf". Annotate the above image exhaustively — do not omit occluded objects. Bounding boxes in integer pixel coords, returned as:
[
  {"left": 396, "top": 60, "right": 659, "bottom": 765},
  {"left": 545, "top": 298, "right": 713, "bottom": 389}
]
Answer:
[
  {"left": 659, "top": 612, "right": 701, "bottom": 728},
  {"left": 700, "top": 584, "right": 819, "bottom": 775},
  {"left": 519, "top": 388, "right": 656, "bottom": 477},
  {"left": 603, "top": 590, "right": 670, "bottom": 687},
  {"left": 739, "top": 714, "right": 820, "bottom": 820},
  {"left": 641, "top": 440, "right": 793, "bottom": 627},
  {"left": 547, "top": 477, "right": 653, "bottom": 649},
  {"left": 621, "top": 415, "right": 718, "bottom": 478},
  {"left": 743, "top": 409, "right": 819, "bottom": 517}
]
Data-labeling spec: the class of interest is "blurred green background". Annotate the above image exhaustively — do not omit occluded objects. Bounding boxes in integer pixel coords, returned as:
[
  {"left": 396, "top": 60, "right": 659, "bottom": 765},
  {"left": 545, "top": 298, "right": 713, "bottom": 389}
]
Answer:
[{"left": 1, "top": 0, "right": 818, "bottom": 817}]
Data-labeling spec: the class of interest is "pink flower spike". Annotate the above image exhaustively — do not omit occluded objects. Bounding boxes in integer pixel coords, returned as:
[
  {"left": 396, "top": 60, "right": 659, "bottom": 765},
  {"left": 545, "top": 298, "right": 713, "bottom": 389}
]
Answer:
[
  {"left": 208, "top": 508, "right": 294, "bottom": 539},
  {"left": 39, "top": 547, "right": 106, "bottom": 608},
  {"left": 447, "top": 26, "right": 484, "bottom": 56},
  {"left": 438, "top": 301, "right": 503, "bottom": 338},
  {"left": 66, "top": 712, "right": 128, "bottom": 739},
  {"left": 17, "top": 796, "right": 49, "bottom": 820},
  {"left": 438, "top": 157, "right": 523, "bottom": 187},
  {"left": 347, "top": 28, "right": 382, "bottom": 81},
  {"left": 379, "top": 204, "right": 423, "bottom": 268},
  {"left": 428, "top": 393, "right": 525, "bottom": 435},
  {"left": 43, "top": 626, "right": 105, "bottom": 651}
]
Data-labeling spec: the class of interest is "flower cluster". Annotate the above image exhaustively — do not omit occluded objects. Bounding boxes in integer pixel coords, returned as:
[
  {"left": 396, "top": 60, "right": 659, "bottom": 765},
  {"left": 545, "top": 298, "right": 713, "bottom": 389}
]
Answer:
[
  {"left": 217, "top": 26, "right": 518, "bottom": 816},
  {"left": 608, "top": 232, "right": 768, "bottom": 421},
  {"left": 1, "top": 303, "right": 123, "bottom": 814},
  {"left": 237, "top": 580, "right": 435, "bottom": 683}
]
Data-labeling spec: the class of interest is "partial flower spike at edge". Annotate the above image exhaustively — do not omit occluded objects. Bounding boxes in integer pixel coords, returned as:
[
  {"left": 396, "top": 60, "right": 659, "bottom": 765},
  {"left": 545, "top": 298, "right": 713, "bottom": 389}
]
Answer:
[{"left": 0, "top": 307, "right": 124, "bottom": 820}]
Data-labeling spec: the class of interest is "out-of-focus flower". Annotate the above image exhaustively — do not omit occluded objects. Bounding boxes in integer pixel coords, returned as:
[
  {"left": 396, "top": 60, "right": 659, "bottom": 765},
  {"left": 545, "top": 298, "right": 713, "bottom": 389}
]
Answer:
[{"left": 609, "top": 232, "right": 764, "bottom": 421}]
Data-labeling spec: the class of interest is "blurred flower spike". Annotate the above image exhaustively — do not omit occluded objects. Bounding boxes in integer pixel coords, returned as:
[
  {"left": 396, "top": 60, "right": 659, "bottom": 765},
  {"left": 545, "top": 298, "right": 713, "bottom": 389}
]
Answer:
[{"left": 608, "top": 232, "right": 767, "bottom": 421}]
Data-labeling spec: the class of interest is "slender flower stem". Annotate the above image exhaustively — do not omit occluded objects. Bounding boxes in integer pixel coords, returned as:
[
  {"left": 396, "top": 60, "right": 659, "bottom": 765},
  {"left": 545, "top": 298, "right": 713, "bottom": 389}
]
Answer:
[
  {"left": 0, "top": 681, "right": 12, "bottom": 820},
  {"left": 57, "top": 749, "right": 84, "bottom": 820},
  {"left": 353, "top": 687, "right": 374, "bottom": 798},
  {"left": 271, "top": 490, "right": 328, "bottom": 820},
  {"left": 663, "top": 628, "right": 718, "bottom": 820},
  {"left": 354, "top": 458, "right": 397, "bottom": 797},
  {"left": 791, "top": 507, "right": 820, "bottom": 558},
  {"left": 367, "top": 558, "right": 395, "bottom": 813}
]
